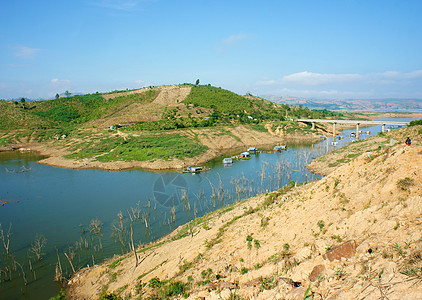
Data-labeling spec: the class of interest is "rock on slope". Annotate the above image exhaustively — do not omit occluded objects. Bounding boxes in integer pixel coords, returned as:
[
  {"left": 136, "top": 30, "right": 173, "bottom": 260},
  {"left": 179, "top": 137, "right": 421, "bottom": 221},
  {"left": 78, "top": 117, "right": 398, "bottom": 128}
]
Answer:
[{"left": 67, "top": 126, "right": 422, "bottom": 299}]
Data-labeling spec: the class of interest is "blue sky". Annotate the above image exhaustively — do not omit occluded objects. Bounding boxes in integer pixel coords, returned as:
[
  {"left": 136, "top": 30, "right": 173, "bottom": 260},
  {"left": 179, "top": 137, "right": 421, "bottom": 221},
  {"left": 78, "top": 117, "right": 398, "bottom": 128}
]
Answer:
[{"left": 1, "top": 0, "right": 422, "bottom": 100}]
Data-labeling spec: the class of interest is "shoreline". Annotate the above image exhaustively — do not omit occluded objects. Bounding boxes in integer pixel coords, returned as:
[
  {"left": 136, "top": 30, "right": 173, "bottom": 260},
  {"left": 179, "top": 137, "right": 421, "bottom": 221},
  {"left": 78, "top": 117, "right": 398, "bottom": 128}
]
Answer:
[
  {"left": 0, "top": 132, "right": 321, "bottom": 171},
  {"left": 66, "top": 125, "right": 422, "bottom": 299},
  {"left": 2, "top": 113, "right": 420, "bottom": 172}
]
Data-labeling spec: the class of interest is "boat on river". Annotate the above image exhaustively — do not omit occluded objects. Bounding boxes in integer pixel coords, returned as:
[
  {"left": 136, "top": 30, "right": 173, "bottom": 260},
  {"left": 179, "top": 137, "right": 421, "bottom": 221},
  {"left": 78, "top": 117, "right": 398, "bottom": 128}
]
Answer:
[
  {"left": 233, "top": 151, "right": 251, "bottom": 160},
  {"left": 222, "top": 158, "right": 233, "bottom": 164},
  {"left": 274, "top": 145, "right": 287, "bottom": 151},
  {"left": 248, "top": 147, "right": 257, "bottom": 154},
  {"left": 183, "top": 166, "right": 207, "bottom": 173}
]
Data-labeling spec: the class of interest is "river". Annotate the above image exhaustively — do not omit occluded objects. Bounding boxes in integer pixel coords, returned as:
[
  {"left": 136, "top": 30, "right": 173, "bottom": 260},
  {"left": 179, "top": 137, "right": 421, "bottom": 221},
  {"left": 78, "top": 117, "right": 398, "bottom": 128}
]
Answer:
[{"left": 0, "top": 118, "right": 413, "bottom": 299}]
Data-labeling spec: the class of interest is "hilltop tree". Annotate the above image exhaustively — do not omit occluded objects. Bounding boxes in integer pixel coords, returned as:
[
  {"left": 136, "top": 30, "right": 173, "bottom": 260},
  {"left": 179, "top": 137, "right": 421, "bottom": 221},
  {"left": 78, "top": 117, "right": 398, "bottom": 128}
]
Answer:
[
  {"left": 195, "top": 79, "right": 200, "bottom": 86},
  {"left": 64, "top": 90, "right": 71, "bottom": 97},
  {"left": 20, "top": 98, "right": 26, "bottom": 109},
  {"left": 55, "top": 93, "right": 60, "bottom": 99}
]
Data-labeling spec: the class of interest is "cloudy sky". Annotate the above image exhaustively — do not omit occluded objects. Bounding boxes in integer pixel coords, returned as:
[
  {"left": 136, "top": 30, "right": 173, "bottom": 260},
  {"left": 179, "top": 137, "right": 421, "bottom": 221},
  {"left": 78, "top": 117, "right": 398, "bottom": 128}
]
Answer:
[{"left": 1, "top": 0, "right": 421, "bottom": 100}]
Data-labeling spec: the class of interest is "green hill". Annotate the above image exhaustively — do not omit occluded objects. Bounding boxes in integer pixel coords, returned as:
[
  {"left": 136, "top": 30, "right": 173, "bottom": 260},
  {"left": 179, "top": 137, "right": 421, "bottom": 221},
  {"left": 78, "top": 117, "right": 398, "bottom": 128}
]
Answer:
[
  {"left": 0, "top": 84, "right": 346, "bottom": 167},
  {"left": 0, "top": 84, "right": 344, "bottom": 132}
]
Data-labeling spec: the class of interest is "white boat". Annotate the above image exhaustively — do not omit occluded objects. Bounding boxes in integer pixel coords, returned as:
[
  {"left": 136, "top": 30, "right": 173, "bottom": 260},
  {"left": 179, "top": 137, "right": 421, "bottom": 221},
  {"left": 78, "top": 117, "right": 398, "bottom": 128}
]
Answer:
[
  {"left": 247, "top": 147, "right": 257, "bottom": 154},
  {"left": 185, "top": 166, "right": 203, "bottom": 173}
]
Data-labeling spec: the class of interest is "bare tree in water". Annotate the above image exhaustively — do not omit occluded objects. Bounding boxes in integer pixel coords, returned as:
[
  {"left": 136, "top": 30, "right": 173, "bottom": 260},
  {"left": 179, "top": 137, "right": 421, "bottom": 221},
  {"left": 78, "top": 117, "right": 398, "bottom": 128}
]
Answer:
[
  {"left": 127, "top": 203, "right": 141, "bottom": 267},
  {"left": 112, "top": 212, "right": 127, "bottom": 253},
  {"left": 89, "top": 218, "right": 103, "bottom": 251},
  {"left": 0, "top": 223, "right": 12, "bottom": 256},
  {"left": 29, "top": 234, "right": 46, "bottom": 261}
]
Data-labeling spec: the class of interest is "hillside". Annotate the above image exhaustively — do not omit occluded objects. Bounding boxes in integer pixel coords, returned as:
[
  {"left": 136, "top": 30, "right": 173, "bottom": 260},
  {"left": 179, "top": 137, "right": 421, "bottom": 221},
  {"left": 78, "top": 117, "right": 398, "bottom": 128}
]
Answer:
[
  {"left": 266, "top": 95, "right": 422, "bottom": 112},
  {"left": 66, "top": 125, "right": 422, "bottom": 299},
  {"left": 0, "top": 84, "right": 346, "bottom": 170}
]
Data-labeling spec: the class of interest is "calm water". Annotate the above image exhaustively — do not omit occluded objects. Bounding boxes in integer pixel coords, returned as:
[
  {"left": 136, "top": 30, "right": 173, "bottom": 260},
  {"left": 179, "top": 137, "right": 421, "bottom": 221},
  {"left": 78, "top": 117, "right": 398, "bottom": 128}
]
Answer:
[{"left": 0, "top": 118, "right": 414, "bottom": 299}]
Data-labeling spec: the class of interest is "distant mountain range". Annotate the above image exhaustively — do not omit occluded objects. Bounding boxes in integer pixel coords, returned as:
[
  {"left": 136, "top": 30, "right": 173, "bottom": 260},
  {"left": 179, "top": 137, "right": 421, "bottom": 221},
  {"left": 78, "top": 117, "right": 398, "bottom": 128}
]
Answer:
[{"left": 262, "top": 95, "right": 422, "bottom": 112}]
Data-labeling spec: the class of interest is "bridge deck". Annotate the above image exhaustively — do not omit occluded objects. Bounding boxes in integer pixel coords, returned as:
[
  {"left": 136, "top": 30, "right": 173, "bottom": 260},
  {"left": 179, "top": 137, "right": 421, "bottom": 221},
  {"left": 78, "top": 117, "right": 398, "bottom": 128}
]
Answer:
[{"left": 296, "top": 119, "right": 409, "bottom": 125}]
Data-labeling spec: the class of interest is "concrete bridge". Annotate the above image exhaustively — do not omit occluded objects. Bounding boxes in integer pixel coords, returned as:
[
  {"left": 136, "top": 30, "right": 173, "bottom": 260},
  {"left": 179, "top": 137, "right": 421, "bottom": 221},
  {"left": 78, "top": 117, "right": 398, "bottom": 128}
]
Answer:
[{"left": 296, "top": 119, "right": 409, "bottom": 139}]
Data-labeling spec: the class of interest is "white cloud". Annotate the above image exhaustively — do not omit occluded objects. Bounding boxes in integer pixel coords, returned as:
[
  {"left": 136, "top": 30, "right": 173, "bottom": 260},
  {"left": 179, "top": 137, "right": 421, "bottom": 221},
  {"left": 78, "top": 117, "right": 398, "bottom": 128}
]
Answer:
[
  {"left": 89, "top": 0, "right": 156, "bottom": 11},
  {"left": 50, "top": 78, "right": 73, "bottom": 93},
  {"left": 51, "top": 78, "right": 71, "bottom": 86},
  {"left": 376, "top": 70, "right": 422, "bottom": 80},
  {"left": 221, "top": 34, "right": 249, "bottom": 45},
  {"left": 215, "top": 33, "right": 250, "bottom": 53},
  {"left": 12, "top": 46, "right": 42, "bottom": 59},
  {"left": 256, "top": 79, "right": 276, "bottom": 86},
  {"left": 254, "top": 69, "right": 422, "bottom": 99},
  {"left": 406, "top": 70, "right": 422, "bottom": 79},
  {"left": 257, "top": 70, "right": 422, "bottom": 87},
  {"left": 133, "top": 80, "right": 149, "bottom": 86},
  {"left": 281, "top": 71, "right": 361, "bottom": 86},
  {"left": 265, "top": 87, "right": 374, "bottom": 99}
]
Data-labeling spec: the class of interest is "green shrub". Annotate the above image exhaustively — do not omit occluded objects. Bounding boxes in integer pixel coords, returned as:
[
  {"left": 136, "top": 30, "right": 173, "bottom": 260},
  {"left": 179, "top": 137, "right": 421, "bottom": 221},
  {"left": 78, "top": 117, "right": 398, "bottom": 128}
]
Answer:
[
  {"left": 397, "top": 177, "right": 414, "bottom": 190},
  {"left": 49, "top": 289, "right": 67, "bottom": 300},
  {"left": 409, "top": 119, "right": 422, "bottom": 126},
  {"left": 98, "top": 290, "right": 123, "bottom": 300}
]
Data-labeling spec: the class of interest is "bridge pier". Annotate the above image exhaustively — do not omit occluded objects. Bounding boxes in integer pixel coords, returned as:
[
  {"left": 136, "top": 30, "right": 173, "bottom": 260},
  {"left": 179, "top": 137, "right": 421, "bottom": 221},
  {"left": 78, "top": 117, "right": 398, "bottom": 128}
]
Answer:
[
  {"left": 356, "top": 123, "right": 360, "bottom": 140},
  {"left": 333, "top": 122, "right": 336, "bottom": 140},
  {"left": 311, "top": 122, "right": 315, "bottom": 130},
  {"left": 382, "top": 124, "right": 386, "bottom": 133}
]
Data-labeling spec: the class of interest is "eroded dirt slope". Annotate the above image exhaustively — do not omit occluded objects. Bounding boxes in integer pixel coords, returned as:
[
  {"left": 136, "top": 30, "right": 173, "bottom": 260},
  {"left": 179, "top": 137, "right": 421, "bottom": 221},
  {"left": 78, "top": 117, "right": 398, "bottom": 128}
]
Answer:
[{"left": 67, "top": 126, "right": 422, "bottom": 299}]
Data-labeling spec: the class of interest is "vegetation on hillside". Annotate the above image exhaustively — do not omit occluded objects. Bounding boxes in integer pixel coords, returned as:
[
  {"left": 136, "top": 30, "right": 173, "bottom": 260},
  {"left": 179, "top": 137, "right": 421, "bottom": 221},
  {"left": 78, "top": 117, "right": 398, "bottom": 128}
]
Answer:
[
  {"left": 123, "top": 85, "right": 345, "bottom": 132},
  {"left": 0, "top": 84, "right": 348, "bottom": 165},
  {"left": 65, "top": 133, "right": 208, "bottom": 162},
  {"left": 0, "top": 89, "right": 157, "bottom": 131},
  {"left": 409, "top": 119, "right": 422, "bottom": 126}
]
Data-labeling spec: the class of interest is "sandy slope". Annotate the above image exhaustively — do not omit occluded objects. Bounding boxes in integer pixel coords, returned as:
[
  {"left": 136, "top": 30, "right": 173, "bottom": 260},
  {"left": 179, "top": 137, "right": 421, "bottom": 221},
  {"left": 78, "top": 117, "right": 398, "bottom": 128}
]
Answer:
[{"left": 67, "top": 126, "right": 422, "bottom": 299}]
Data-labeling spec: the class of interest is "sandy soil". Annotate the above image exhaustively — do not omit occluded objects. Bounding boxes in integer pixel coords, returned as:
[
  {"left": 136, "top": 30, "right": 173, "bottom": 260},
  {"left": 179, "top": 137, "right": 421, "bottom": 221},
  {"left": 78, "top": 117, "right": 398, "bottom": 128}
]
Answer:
[
  {"left": 308, "top": 123, "right": 422, "bottom": 176},
  {"left": 92, "top": 85, "right": 193, "bottom": 127},
  {"left": 66, "top": 125, "right": 422, "bottom": 300}
]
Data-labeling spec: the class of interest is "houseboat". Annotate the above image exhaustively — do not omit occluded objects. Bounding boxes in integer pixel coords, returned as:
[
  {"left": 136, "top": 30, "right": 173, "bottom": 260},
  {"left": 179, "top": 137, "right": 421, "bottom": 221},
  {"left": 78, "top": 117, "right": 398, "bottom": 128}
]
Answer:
[
  {"left": 184, "top": 166, "right": 203, "bottom": 173},
  {"left": 274, "top": 145, "right": 287, "bottom": 151},
  {"left": 247, "top": 147, "right": 258, "bottom": 154},
  {"left": 222, "top": 158, "right": 233, "bottom": 164}
]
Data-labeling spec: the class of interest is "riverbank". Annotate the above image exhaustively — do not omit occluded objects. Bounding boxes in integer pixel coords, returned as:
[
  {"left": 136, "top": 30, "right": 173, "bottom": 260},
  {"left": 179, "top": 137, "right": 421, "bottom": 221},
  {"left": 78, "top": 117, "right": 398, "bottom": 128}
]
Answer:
[
  {"left": 0, "top": 124, "right": 321, "bottom": 171},
  {"left": 2, "top": 112, "right": 420, "bottom": 172},
  {"left": 66, "top": 125, "right": 422, "bottom": 299}
]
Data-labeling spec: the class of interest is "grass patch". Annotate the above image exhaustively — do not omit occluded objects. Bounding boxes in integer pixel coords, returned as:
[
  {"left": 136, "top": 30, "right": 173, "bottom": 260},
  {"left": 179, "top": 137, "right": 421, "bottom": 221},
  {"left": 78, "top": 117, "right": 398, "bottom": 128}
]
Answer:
[
  {"left": 65, "top": 133, "right": 208, "bottom": 162},
  {"left": 396, "top": 177, "right": 415, "bottom": 191},
  {"left": 147, "top": 277, "right": 189, "bottom": 299},
  {"left": 108, "top": 257, "right": 124, "bottom": 269}
]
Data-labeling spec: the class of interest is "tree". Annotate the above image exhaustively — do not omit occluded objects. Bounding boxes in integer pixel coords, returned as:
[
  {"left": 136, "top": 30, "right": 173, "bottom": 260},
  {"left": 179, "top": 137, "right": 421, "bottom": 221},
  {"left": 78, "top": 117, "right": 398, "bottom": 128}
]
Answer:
[
  {"left": 64, "top": 90, "right": 71, "bottom": 97},
  {"left": 20, "top": 97, "right": 26, "bottom": 109},
  {"left": 89, "top": 218, "right": 103, "bottom": 251},
  {"left": 195, "top": 79, "right": 200, "bottom": 86},
  {"left": 55, "top": 93, "right": 60, "bottom": 99},
  {"left": 29, "top": 234, "right": 46, "bottom": 261}
]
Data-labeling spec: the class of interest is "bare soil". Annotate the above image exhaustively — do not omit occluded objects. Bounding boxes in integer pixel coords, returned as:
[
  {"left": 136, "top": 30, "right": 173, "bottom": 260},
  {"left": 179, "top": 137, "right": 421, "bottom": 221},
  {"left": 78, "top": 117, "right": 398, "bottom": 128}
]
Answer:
[{"left": 67, "top": 125, "right": 422, "bottom": 300}]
